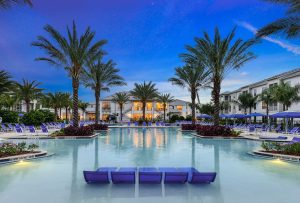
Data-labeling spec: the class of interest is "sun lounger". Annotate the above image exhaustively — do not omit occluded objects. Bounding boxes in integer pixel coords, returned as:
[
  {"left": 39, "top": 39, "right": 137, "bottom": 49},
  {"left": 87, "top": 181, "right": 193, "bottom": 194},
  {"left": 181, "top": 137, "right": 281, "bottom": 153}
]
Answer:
[
  {"left": 83, "top": 167, "right": 117, "bottom": 184},
  {"left": 289, "top": 137, "right": 300, "bottom": 144},
  {"left": 259, "top": 135, "right": 287, "bottom": 140},
  {"left": 159, "top": 167, "right": 188, "bottom": 184},
  {"left": 111, "top": 167, "right": 136, "bottom": 184},
  {"left": 139, "top": 167, "right": 162, "bottom": 184},
  {"left": 177, "top": 167, "right": 217, "bottom": 184}
]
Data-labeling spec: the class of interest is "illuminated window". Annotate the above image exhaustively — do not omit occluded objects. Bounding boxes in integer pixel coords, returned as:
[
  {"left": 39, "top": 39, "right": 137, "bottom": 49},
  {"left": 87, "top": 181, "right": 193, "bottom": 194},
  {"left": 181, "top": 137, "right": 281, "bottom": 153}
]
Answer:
[
  {"left": 133, "top": 102, "right": 142, "bottom": 111},
  {"left": 102, "top": 101, "right": 110, "bottom": 110},
  {"left": 156, "top": 102, "right": 164, "bottom": 111},
  {"left": 176, "top": 105, "right": 183, "bottom": 111},
  {"left": 146, "top": 102, "right": 153, "bottom": 111}
]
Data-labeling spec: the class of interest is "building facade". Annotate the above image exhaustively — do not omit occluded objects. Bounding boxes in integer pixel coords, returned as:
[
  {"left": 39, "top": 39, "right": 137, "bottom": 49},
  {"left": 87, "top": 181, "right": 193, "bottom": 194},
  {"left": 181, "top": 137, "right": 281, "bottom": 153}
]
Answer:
[
  {"left": 220, "top": 68, "right": 300, "bottom": 116},
  {"left": 85, "top": 94, "right": 191, "bottom": 122}
]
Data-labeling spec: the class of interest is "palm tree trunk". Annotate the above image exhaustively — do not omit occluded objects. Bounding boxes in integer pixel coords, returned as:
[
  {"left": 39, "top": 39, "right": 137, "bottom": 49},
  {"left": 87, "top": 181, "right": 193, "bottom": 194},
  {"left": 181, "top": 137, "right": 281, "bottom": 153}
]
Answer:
[
  {"left": 72, "top": 78, "right": 79, "bottom": 127},
  {"left": 54, "top": 107, "right": 58, "bottom": 120},
  {"left": 95, "top": 88, "right": 100, "bottom": 125},
  {"left": 212, "top": 77, "right": 221, "bottom": 126},
  {"left": 65, "top": 107, "right": 68, "bottom": 120},
  {"left": 142, "top": 101, "right": 146, "bottom": 120},
  {"left": 120, "top": 104, "right": 123, "bottom": 121},
  {"left": 60, "top": 108, "right": 62, "bottom": 119},
  {"left": 266, "top": 103, "right": 269, "bottom": 124},
  {"left": 163, "top": 103, "right": 166, "bottom": 122},
  {"left": 191, "top": 89, "right": 196, "bottom": 125},
  {"left": 25, "top": 100, "right": 30, "bottom": 113}
]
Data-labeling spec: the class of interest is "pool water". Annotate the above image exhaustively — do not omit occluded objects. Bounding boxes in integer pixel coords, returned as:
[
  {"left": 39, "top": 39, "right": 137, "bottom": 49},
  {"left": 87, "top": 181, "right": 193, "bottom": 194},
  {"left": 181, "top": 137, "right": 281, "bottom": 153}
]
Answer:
[{"left": 0, "top": 128, "right": 300, "bottom": 203}]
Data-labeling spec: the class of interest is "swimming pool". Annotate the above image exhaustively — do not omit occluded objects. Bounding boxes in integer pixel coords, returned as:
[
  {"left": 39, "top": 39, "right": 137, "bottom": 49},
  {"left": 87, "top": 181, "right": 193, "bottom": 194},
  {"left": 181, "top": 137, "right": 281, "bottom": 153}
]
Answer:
[{"left": 0, "top": 128, "right": 299, "bottom": 203}]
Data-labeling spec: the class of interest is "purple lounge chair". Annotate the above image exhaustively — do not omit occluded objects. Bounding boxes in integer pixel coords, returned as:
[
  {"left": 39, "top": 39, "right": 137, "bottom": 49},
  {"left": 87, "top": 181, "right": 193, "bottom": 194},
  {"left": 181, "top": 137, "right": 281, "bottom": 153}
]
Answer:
[
  {"left": 111, "top": 167, "right": 136, "bottom": 184},
  {"left": 259, "top": 135, "right": 287, "bottom": 140},
  {"left": 159, "top": 167, "right": 188, "bottom": 184},
  {"left": 83, "top": 171, "right": 111, "bottom": 184},
  {"left": 139, "top": 167, "right": 162, "bottom": 184},
  {"left": 289, "top": 137, "right": 300, "bottom": 144},
  {"left": 178, "top": 167, "right": 217, "bottom": 184}
]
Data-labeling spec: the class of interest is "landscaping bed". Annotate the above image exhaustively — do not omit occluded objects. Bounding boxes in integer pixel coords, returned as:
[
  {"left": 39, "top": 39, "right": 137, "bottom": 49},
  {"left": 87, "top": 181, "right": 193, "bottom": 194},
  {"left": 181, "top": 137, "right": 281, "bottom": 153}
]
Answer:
[
  {"left": 0, "top": 142, "right": 39, "bottom": 159},
  {"left": 261, "top": 142, "right": 300, "bottom": 156},
  {"left": 196, "top": 125, "right": 240, "bottom": 138},
  {"left": 51, "top": 124, "right": 108, "bottom": 138}
]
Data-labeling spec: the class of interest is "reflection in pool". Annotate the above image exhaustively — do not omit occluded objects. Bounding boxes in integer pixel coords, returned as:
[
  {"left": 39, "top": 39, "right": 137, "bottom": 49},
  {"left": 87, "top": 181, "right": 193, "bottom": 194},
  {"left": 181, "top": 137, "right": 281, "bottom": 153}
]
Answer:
[{"left": 0, "top": 128, "right": 299, "bottom": 203}]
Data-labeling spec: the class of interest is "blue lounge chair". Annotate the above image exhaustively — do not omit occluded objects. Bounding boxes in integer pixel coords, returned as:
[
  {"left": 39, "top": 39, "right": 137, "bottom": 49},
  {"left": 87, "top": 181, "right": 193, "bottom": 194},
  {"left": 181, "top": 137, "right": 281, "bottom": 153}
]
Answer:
[
  {"left": 259, "top": 135, "right": 287, "bottom": 140},
  {"left": 148, "top": 122, "right": 152, "bottom": 126},
  {"left": 178, "top": 167, "right": 217, "bottom": 184},
  {"left": 289, "top": 137, "right": 300, "bottom": 144},
  {"left": 139, "top": 167, "right": 162, "bottom": 184},
  {"left": 83, "top": 171, "right": 111, "bottom": 184},
  {"left": 111, "top": 167, "right": 136, "bottom": 184},
  {"left": 127, "top": 122, "right": 131, "bottom": 127},
  {"left": 142, "top": 122, "right": 147, "bottom": 127},
  {"left": 134, "top": 122, "right": 138, "bottom": 127},
  {"left": 159, "top": 167, "right": 188, "bottom": 184}
]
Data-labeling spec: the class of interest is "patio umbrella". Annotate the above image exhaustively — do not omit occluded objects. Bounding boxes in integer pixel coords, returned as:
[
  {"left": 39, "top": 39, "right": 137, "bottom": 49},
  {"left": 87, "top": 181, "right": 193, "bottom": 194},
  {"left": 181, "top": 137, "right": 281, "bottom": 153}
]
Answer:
[
  {"left": 219, "top": 114, "right": 230, "bottom": 118},
  {"left": 248, "top": 112, "right": 266, "bottom": 117},
  {"left": 270, "top": 111, "right": 300, "bottom": 132},
  {"left": 227, "top": 114, "right": 248, "bottom": 119},
  {"left": 197, "top": 114, "right": 213, "bottom": 119}
]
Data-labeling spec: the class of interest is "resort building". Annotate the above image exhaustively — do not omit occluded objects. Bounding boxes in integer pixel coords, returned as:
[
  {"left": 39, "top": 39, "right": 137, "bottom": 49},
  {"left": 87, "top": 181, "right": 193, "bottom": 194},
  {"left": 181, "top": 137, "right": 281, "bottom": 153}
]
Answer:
[
  {"left": 221, "top": 68, "right": 300, "bottom": 116},
  {"left": 85, "top": 93, "right": 191, "bottom": 121}
]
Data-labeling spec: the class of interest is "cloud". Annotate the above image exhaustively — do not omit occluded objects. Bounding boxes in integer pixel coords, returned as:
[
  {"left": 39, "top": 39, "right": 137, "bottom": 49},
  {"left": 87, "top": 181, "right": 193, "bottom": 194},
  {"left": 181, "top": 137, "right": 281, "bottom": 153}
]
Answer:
[
  {"left": 240, "top": 71, "right": 248, "bottom": 76},
  {"left": 237, "top": 21, "right": 300, "bottom": 55}
]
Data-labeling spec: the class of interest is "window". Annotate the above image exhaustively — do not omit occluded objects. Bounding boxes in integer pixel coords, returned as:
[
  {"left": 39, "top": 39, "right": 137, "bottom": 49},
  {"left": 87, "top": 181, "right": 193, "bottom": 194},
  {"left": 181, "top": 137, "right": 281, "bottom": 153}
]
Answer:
[
  {"left": 176, "top": 105, "right": 183, "bottom": 111},
  {"left": 133, "top": 102, "right": 142, "bottom": 111},
  {"left": 253, "top": 89, "right": 257, "bottom": 96},
  {"left": 156, "top": 103, "right": 164, "bottom": 111},
  {"left": 102, "top": 101, "right": 110, "bottom": 111},
  {"left": 146, "top": 102, "right": 153, "bottom": 111}
]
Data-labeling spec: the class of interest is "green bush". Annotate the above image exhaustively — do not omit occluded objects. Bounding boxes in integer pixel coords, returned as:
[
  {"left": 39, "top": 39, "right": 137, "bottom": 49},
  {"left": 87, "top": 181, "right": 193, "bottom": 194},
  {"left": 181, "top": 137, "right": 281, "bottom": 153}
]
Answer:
[
  {"left": 261, "top": 142, "right": 300, "bottom": 156},
  {"left": 169, "top": 114, "right": 185, "bottom": 123},
  {"left": 0, "top": 110, "right": 18, "bottom": 123},
  {"left": 21, "top": 110, "right": 45, "bottom": 126},
  {"left": 21, "top": 110, "right": 56, "bottom": 126},
  {"left": 38, "top": 109, "right": 56, "bottom": 122}
]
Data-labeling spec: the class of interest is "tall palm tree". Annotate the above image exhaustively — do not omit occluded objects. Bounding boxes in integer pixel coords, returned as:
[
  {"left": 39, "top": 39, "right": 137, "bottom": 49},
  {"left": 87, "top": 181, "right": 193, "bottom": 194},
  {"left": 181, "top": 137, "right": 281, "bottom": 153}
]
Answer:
[
  {"left": 32, "top": 21, "right": 106, "bottom": 127},
  {"left": 273, "top": 81, "right": 300, "bottom": 111},
  {"left": 42, "top": 92, "right": 62, "bottom": 119},
  {"left": 181, "top": 28, "right": 256, "bottom": 125},
  {"left": 82, "top": 58, "right": 126, "bottom": 124},
  {"left": 0, "top": 0, "right": 32, "bottom": 9},
  {"left": 169, "top": 63, "right": 211, "bottom": 124},
  {"left": 259, "top": 88, "right": 275, "bottom": 123},
  {"left": 0, "top": 94, "right": 16, "bottom": 110},
  {"left": 130, "top": 81, "right": 158, "bottom": 121},
  {"left": 61, "top": 92, "right": 72, "bottom": 120},
  {"left": 79, "top": 101, "right": 89, "bottom": 121},
  {"left": 15, "top": 79, "right": 43, "bottom": 112},
  {"left": 0, "top": 70, "right": 14, "bottom": 95},
  {"left": 156, "top": 93, "right": 174, "bottom": 122},
  {"left": 112, "top": 92, "right": 130, "bottom": 122},
  {"left": 232, "top": 92, "right": 251, "bottom": 114},
  {"left": 257, "top": 0, "right": 300, "bottom": 38}
]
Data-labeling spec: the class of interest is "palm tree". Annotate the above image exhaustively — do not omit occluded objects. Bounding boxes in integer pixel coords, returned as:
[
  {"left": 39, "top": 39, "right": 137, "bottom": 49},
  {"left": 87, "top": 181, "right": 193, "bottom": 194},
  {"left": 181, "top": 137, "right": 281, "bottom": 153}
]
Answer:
[
  {"left": 273, "top": 81, "right": 300, "bottom": 111},
  {"left": 0, "top": 70, "right": 14, "bottom": 95},
  {"left": 112, "top": 92, "right": 130, "bottom": 122},
  {"left": 130, "top": 81, "right": 158, "bottom": 121},
  {"left": 42, "top": 92, "right": 62, "bottom": 119},
  {"left": 181, "top": 28, "right": 256, "bottom": 125},
  {"left": 156, "top": 93, "right": 174, "bottom": 122},
  {"left": 232, "top": 92, "right": 251, "bottom": 114},
  {"left": 82, "top": 58, "right": 126, "bottom": 124},
  {"left": 169, "top": 63, "right": 211, "bottom": 124},
  {"left": 15, "top": 79, "right": 43, "bottom": 112},
  {"left": 32, "top": 21, "right": 106, "bottom": 127},
  {"left": 259, "top": 88, "right": 275, "bottom": 123},
  {"left": 61, "top": 92, "right": 72, "bottom": 120},
  {"left": 79, "top": 101, "right": 89, "bottom": 121},
  {"left": 0, "top": 0, "right": 32, "bottom": 9},
  {"left": 0, "top": 94, "right": 16, "bottom": 110},
  {"left": 257, "top": 0, "right": 300, "bottom": 38}
]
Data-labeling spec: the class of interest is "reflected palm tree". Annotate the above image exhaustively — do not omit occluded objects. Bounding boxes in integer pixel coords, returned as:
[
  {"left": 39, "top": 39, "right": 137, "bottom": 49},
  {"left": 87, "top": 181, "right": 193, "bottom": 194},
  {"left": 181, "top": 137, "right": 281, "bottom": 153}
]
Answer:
[{"left": 94, "top": 138, "right": 99, "bottom": 169}]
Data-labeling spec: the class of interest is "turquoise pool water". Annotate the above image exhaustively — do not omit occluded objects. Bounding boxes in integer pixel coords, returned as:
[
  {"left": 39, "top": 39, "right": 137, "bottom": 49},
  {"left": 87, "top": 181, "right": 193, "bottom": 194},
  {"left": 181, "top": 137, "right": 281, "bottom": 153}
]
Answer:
[{"left": 0, "top": 128, "right": 300, "bottom": 203}]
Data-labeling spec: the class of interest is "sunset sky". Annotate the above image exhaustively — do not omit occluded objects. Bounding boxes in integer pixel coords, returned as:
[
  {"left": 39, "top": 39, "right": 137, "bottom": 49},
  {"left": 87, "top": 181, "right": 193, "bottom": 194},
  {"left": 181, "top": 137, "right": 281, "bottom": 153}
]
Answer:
[{"left": 1, "top": 0, "right": 300, "bottom": 103}]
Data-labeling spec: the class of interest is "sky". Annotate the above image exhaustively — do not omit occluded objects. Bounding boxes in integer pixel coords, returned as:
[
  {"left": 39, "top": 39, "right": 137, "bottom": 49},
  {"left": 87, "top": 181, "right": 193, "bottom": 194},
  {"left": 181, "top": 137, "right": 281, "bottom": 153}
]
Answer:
[{"left": 1, "top": 0, "right": 300, "bottom": 103}]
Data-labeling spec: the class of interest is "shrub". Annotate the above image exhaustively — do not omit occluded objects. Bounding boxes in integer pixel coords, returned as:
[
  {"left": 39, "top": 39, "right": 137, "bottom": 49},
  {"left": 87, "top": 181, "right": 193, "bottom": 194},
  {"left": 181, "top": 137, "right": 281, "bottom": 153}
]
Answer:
[
  {"left": 169, "top": 114, "right": 185, "bottom": 123},
  {"left": 181, "top": 124, "right": 197, "bottom": 131},
  {"left": 38, "top": 109, "right": 56, "bottom": 122},
  {"left": 90, "top": 124, "right": 108, "bottom": 131},
  {"left": 0, "top": 142, "right": 39, "bottom": 158},
  {"left": 62, "top": 126, "right": 94, "bottom": 136},
  {"left": 0, "top": 110, "right": 18, "bottom": 123},
  {"left": 21, "top": 110, "right": 45, "bottom": 126},
  {"left": 261, "top": 142, "right": 300, "bottom": 156},
  {"left": 196, "top": 125, "right": 235, "bottom": 137}
]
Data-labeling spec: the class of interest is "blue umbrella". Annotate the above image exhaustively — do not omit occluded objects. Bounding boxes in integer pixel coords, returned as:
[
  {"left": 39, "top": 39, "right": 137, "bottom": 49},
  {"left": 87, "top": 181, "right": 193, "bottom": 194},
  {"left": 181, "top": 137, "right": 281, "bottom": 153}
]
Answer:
[
  {"left": 270, "top": 111, "right": 300, "bottom": 132},
  {"left": 18, "top": 113, "right": 24, "bottom": 117},
  {"left": 248, "top": 112, "right": 266, "bottom": 117},
  {"left": 197, "top": 114, "right": 213, "bottom": 119},
  {"left": 270, "top": 111, "right": 300, "bottom": 118},
  {"left": 227, "top": 114, "right": 248, "bottom": 119},
  {"left": 219, "top": 114, "right": 230, "bottom": 118}
]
